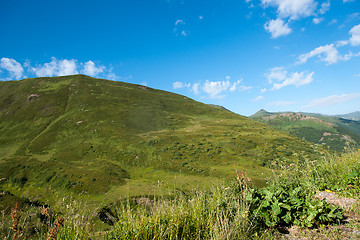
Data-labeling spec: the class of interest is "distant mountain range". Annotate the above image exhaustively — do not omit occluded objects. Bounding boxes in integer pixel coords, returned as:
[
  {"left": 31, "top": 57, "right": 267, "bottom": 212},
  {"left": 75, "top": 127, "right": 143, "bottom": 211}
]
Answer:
[{"left": 250, "top": 109, "right": 360, "bottom": 152}]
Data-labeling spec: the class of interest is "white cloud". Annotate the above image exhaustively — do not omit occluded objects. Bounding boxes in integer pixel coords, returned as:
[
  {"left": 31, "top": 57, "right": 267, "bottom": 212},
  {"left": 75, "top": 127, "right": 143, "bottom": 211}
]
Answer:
[
  {"left": 82, "top": 60, "right": 105, "bottom": 77},
  {"left": 273, "top": 71, "right": 314, "bottom": 90},
  {"left": 261, "top": 0, "right": 318, "bottom": 20},
  {"left": 238, "top": 85, "right": 253, "bottom": 91},
  {"left": 336, "top": 40, "right": 349, "bottom": 47},
  {"left": 0, "top": 58, "right": 24, "bottom": 79},
  {"left": 298, "top": 44, "right": 340, "bottom": 65},
  {"left": 203, "top": 80, "right": 231, "bottom": 98},
  {"left": 57, "top": 59, "right": 78, "bottom": 76},
  {"left": 173, "top": 81, "right": 191, "bottom": 89},
  {"left": 265, "top": 67, "right": 314, "bottom": 90},
  {"left": 228, "top": 78, "right": 252, "bottom": 92},
  {"left": 230, "top": 80, "right": 240, "bottom": 91},
  {"left": 349, "top": 24, "right": 360, "bottom": 46},
  {"left": 199, "top": 16, "right": 203, "bottom": 20},
  {"left": 298, "top": 43, "right": 360, "bottom": 64},
  {"left": 184, "top": 78, "right": 251, "bottom": 98},
  {"left": 253, "top": 96, "right": 264, "bottom": 101},
  {"left": 343, "top": 0, "right": 355, "bottom": 3},
  {"left": 260, "top": 88, "right": 267, "bottom": 93},
  {"left": 265, "top": 66, "right": 287, "bottom": 84},
  {"left": 313, "top": 17, "right": 323, "bottom": 24},
  {"left": 24, "top": 57, "right": 117, "bottom": 79},
  {"left": 264, "top": 18, "right": 292, "bottom": 38},
  {"left": 303, "top": 93, "right": 360, "bottom": 108},
  {"left": 192, "top": 83, "right": 200, "bottom": 95},
  {"left": 28, "top": 57, "right": 78, "bottom": 77},
  {"left": 173, "top": 81, "right": 184, "bottom": 89}
]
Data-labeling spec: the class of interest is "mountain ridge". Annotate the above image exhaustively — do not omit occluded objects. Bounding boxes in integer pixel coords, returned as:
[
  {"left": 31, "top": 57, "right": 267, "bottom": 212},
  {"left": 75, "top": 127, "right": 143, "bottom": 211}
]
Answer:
[{"left": 250, "top": 109, "right": 360, "bottom": 152}]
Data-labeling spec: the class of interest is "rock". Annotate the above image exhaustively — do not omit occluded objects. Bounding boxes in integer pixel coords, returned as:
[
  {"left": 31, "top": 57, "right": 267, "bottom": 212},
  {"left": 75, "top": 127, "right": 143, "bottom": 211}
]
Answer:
[
  {"left": 27, "top": 94, "right": 40, "bottom": 102},
  {"left": 314, "top": 191, "right": 358, "bottom": 209}
]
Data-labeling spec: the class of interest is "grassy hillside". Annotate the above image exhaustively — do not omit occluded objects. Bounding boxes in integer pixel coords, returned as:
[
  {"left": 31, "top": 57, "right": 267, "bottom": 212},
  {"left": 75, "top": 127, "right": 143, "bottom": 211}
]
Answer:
[
  {"left": 0, "top": 75, "right": 323, "bottom": 206},
  {"left": 251, "top": 110, "right": 360, "bottom": 152}
]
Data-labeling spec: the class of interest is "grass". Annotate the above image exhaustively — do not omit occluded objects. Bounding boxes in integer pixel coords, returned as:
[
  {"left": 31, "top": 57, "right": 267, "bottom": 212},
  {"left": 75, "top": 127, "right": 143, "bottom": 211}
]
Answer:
[
  {"left": 251, "top": 111, "right": 360, "bottom": 152},
  {"left": 1, "top": 149, "right": 359, "bottom": 239},
  {"left": 0, "top": 75, "right": 324, "bottom": 205}
]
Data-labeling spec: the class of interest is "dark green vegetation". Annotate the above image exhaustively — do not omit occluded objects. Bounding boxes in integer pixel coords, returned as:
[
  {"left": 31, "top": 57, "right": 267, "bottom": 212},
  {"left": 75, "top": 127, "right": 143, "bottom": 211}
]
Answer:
[
  {"left": 0, "top": 75, "right": 325, "bottom": 205},
  {"left": 251, "top": 109, "right": 360, "bottom": 152},
  {"left": 2, "top": 149, "right": 359, "bottom": 239}
]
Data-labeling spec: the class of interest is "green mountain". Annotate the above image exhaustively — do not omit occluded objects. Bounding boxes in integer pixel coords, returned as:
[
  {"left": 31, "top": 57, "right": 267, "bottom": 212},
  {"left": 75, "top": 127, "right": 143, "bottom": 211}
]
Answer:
[
  {"left": 0, "top": 75, "right": 323, "bottom": 205},
  {"left": 250, "top": 110, "right": 360, "bottom": 152}
]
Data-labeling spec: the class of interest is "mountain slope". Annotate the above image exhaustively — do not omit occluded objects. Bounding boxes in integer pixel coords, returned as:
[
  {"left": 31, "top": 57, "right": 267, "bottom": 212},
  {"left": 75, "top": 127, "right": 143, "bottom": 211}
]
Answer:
[
  {"left": 0, "top": 75, "right": 323, "bottom": 203},
  {"left": 335, "top": 111, "right": 360, "bottom": 121},
  {"left": 250, "top": 110, "right": 360, "bottom": 152}
]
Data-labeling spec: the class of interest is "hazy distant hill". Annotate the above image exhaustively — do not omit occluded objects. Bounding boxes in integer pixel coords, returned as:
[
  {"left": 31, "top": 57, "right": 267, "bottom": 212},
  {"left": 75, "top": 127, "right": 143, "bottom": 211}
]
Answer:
[
  {"left": 335, "top": 111, "right": 360, "bottom": 121},
  {"left": 0, "top": 75, "right": 323, "bottom": 203},
  {"left": 251, "top": 110, "right": 360, "bottom": 152}
]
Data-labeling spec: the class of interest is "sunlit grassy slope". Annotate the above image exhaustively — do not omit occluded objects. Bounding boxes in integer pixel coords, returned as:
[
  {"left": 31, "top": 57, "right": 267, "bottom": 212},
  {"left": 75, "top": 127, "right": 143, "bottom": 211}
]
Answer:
[
  {"left": 0, "top": 75, "right": 322, "bottom": 203},
  {"left": 251, "top": 110, "right": 360, "bottom": 152}
]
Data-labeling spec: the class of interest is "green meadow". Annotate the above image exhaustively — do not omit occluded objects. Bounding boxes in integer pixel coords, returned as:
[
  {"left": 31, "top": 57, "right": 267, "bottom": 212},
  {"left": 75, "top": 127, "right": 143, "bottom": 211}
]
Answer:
[{"left": 2, "top": 75, "right": 359, "bottom": 239}]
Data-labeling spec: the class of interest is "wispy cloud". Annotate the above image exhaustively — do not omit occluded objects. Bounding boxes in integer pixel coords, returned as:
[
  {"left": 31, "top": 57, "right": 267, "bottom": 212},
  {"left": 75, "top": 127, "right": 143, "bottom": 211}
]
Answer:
[
  {"left": 203, "top": 80, "right": 231, "bottom": 98},
  {"left": 192, "top": 83, "right": 200, "bottom": 95},
  {"left": 267, "top": 100, "right": 297, "bottom": 106},
  {"left": 173, "top": 81, "right": 190, "bottom": 89},
  {"left": 265, "top": 67, "right": 314, "bottom": 90},
  {"left": 313, "top": 17, "right": 323, "bottom": 24},
  {"left": 303, "top": 93, "right": 360, "bottom": 108},
  {"left": 253, "top": 96, "right": 264, "bottom": 101},
  {"left": 318, "top": 1, "right": 330, "bottom": 15},
  {"left": 173, "top": 77, "right": 252, "bottom": 98},
  {"left": 175, "top": 19, "right": 184, "bottom": 26},
  {"left": 173, "top": 19, "right": 188, "bottom": 37}
]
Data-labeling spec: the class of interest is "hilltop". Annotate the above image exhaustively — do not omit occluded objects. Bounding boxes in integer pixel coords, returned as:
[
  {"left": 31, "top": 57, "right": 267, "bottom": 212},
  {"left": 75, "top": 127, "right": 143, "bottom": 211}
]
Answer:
[
  {"left": 250, "top": 110, "right": 360, "bottom": 152},
  {"left": 0, "top": 75, "right": 323, "bottom": 205}
]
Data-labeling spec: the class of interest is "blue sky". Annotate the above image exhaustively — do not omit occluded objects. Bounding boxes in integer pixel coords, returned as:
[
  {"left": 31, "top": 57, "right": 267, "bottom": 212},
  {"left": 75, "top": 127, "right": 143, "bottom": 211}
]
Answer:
[{"left": 1, "top": 0, "right": 359, "bottom": 116}]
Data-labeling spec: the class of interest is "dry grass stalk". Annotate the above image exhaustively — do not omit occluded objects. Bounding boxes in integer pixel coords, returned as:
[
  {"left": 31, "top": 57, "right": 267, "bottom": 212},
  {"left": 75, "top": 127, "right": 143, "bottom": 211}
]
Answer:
[
  {"left": 235, "top": 169, "right": 251, "bottom": 197},
  {"left": 11, "top": 202, "right": 21, "bottom": 240},
  {"left": 41, "top": 205, "right": 50, "bottom": 223},
  {"left": 47, "top": 217, "right": 64, "bottom": 240}
]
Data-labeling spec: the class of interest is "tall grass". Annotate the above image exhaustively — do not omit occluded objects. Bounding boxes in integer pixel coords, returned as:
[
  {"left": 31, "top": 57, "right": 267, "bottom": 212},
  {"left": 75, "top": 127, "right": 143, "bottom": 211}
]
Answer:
[
  {"left": 105, "top": 171, "right": 259, "bottom": 240},
  {"left": 1, "top": 149, "right": 359, "bottom": 239}
]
